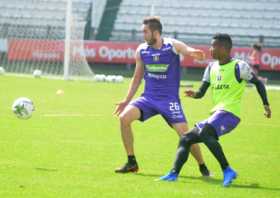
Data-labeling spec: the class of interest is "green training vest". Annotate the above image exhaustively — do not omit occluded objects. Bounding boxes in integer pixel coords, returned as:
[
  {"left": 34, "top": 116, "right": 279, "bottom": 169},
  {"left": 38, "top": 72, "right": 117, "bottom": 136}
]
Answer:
[{"left": 210, "top": 60, "right": 246, "bottom": 117}]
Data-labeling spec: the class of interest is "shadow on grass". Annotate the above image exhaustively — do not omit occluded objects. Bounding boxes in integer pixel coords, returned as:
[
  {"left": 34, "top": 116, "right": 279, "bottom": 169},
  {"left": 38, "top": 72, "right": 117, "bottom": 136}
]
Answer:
[{"left": 135, "top": 173, "right": 280, "bottom": 192}]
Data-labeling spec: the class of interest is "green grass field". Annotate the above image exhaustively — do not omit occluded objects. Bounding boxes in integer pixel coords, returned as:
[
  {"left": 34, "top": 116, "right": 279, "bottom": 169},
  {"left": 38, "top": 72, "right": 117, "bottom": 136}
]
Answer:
[{"left": 0, "top": 75, "right": 279, "bottom": 198}]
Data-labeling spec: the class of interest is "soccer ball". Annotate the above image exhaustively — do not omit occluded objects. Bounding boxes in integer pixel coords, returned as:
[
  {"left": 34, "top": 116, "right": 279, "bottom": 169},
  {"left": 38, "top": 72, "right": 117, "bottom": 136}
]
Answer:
[
  {"left": 94, "top": 74, "right": 106, "bottom": 82},
  {"left": 115, "top": 75, "right": 124, "bottom": 83},
  {"left": 12, "top": 97, "right": 35, "bottom": 119},
  {"left": 99, "top": 74, "right": 106, "bottom": 82},
  {"left": 0, "top": 67, "right": 5, "bottom": 75},
  {"left": 33, "top": 69, "right": 42, "bottom": 78},
  {"left": 105, "top": 75, "right": 114, "bottom": 82}
]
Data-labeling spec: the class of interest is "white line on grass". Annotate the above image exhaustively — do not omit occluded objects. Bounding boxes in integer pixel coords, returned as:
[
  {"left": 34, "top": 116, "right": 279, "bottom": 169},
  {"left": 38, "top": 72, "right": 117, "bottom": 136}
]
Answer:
[
  {"left": 42, "top": 113, "right": 103, "bottom": 117},
  {"left": 4, "top": 73, "right": 95, "bottom": 81}
]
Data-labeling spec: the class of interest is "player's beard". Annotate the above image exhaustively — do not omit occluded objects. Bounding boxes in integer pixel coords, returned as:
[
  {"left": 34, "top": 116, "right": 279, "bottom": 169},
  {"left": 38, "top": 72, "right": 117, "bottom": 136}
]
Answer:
[
  {"left": 146, "top": 31, "right": 157, "bottom": 46},
  {"left": 147, "top": 37, "right": 157, "bottom": 46}
]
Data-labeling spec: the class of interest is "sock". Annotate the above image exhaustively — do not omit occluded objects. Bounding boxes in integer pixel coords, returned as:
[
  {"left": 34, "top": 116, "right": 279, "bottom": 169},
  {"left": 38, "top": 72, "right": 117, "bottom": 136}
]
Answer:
[
  {"left": 128, "top": 155, "right": 137, "bottom": 165},
  {"left": 199, "top": 163, "right": 207, "bottom": 169}
]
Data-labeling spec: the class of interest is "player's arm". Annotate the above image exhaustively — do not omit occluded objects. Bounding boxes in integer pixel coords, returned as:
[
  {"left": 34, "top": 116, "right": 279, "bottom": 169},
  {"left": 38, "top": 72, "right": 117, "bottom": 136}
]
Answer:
[
  {"left": 173, "top": 39, "right": 205, "bottom": 60},
  {"left": 249, "top": 74, "right": 271, "bottom": 118},
  {"left": 124, "top": 50, "right": 144, "bottom": 102},
  {"left": 114, "top": 48, "right": 144, "bottom": 115},
  {"left": 186, "top": 81, "right": 210, "bottom": 98},
  {"left": 185, "top": 64, "right": 211, "bottom": 99},
  {"left": 238, "top": 61, "right": 271, "bottom": 118}
]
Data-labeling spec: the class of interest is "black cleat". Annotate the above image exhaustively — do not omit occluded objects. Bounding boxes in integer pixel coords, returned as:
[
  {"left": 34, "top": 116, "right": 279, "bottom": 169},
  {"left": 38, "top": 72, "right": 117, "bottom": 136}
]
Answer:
[
  {"left": 115, "top": 163, "right": 139, "bottom": 173},
  {"left": 199, "top": 164, "right": 210, "bottom": 177}
]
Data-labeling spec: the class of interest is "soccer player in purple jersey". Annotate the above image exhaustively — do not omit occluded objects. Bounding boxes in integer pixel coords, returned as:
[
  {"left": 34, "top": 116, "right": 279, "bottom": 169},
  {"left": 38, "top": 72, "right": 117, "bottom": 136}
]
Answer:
[{"left": 114, "top": 16, "right": 210, "bottom": 176}]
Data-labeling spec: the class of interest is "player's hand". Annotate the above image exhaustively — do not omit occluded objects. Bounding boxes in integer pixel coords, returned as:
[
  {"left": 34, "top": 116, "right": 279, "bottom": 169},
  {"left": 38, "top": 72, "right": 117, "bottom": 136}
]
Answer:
[
  {"left": 114, "top": 100, "right": 129, "bottom": 116},
  {"left": 192, "top": 50, "right": 206, "bottom": 61},
  {"left": 264, "top": 105, "right": 271, "bottom": 118},
  {"left": 184, "top": 90, "right": 195, "bottom": 98}
]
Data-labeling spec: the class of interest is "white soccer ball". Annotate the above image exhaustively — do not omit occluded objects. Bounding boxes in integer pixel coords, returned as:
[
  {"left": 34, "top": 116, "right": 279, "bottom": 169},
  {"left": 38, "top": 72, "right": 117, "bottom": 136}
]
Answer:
[
  {"left": 0, "top": 67, "right": 5, "bottom": 75},
  {"left": 94, "top": 74, "right": 106, "bottom": 82},
  {"left": 111, "top": 75, "right": 118, "bottom": 83},
  {"left": 93, "top": 75, "right": 101, "bottom": 82},
  {"left": 33, "top": 69, "right": 42, "bottom": 78},
  {"left": 12, "top": 97, "right": 35, "bottom": 119},
  {"left": 99, "top": 74, "right": 106, "bottom": 82},
  {"left": 115, "top": 75, "right": 124, "bottom": 83},
  {"left": 105, "top": 75, "right": 114, "bottom": 82}
]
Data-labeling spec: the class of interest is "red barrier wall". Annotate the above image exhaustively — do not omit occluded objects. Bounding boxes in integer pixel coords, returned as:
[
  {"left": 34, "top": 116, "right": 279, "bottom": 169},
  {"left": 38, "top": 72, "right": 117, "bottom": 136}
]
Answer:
[{"left": 8, "top": 39, "right": 280, "bottom": 71}]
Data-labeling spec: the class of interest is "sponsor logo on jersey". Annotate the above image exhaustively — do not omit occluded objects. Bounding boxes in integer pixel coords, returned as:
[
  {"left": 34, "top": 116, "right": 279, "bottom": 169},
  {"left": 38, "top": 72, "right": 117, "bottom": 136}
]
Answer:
[
  {"left": 146, "top": 64, "right": 169, "bottom": 72},
  {"left": 214, "top": 84, "right": 230, "bottom": 89},
  {"left": 147, "top": 73, "right": 167, "bottom": 79}
]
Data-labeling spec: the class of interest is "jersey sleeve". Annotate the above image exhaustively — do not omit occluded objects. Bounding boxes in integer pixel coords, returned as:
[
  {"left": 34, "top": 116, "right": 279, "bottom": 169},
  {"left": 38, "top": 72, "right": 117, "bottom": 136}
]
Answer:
[
  {"left": 237, "top": 60, "right": 253, "bottom": 81},
  {"left": 168, "top": 38, "right": 179, "bottom": 55},
  {"left": 202, "top": 63, "right": 212, "bottom": 83},
  {"left": 135, "top": 43, "right": 147, "bottom": 61}
]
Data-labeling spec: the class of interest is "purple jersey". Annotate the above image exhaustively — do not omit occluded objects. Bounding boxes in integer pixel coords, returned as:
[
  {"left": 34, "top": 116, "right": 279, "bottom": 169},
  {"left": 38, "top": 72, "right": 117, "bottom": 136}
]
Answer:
[{"left": 138, "top": 38, "right": 181, "bottom": 99}]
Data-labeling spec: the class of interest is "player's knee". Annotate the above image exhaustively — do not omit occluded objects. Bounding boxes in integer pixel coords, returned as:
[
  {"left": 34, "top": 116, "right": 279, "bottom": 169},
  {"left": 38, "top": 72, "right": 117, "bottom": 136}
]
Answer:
[
  {"left": 173, "top": 124, "right": 188, "bottom": 136},
  {"left": 199, "top": 124, "right": 218, "bottom": 142},
  {"left": 179, "top": 134, "right": 193, "bottom": 147},
  {"left": 119, "top": 113, "right": 132, "bottom": 127}
]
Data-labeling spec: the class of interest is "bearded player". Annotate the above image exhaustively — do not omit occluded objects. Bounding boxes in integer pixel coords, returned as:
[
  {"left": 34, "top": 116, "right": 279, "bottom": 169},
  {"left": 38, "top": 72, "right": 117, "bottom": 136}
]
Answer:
[{"left": 114, "top": 16, "right": 210, "bottom": 176}]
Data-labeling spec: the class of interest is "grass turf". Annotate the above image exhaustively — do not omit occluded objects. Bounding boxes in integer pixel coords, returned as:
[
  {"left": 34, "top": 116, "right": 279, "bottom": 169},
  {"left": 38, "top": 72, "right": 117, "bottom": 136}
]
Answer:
[{"left": 0, "top": 75, "right": 279, "bottom": 197}]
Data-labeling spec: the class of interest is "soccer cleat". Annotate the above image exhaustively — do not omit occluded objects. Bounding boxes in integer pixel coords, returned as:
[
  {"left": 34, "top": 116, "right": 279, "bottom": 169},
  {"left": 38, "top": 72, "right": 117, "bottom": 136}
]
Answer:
[
  {"left": 115, "top": 163, "right": 139, "bottom": 173},
  {"left": 223, "top": 167, "right": 237, "bottom": 187},
  {"left": 199, "top": 164, "right": 211, "bottom": 177},
  {"left": 159, "top": 171, "right": 178, "bottom": 181}
]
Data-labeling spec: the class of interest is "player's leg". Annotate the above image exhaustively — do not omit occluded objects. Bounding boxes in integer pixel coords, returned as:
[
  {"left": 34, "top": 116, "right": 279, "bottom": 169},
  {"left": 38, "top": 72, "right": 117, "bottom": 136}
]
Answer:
[
  {"left": 115, "top": 97, "right": 157, "bottom": 173},
  {"left": 172, "top": 122, "right": 210, "bottom": 176},
  {"left": 160, "top": 98, "right": 210, "bottom": 176},
  {"left": 199, "top": 124, "right": 229, "bottom": 171},
  {"left": 115, "top": 104, "right": 141, "bottom": 173},
  {"left": 199, "top": 124, "right": 237, "bottom": 187},
  {"left": 119, "top": 105, "right": 141, "bottom": 156},
  {"left": 196, "top": 110, "right": 240, "bottom": 186},
  {"left": 159, "top": 127, "right": 202, "bottom": 181}
]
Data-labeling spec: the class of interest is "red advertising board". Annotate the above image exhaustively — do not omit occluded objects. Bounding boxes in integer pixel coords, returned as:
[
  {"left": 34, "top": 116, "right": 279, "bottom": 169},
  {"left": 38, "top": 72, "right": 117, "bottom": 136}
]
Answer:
[
  {"left": 8, "top": 39, "right": 280, "bottom": 71},
  {"left": 83, "top": 41, "right": 138, "bottom": 64},
  {"left": 8, "top": 39, "right": 64, "bottom": 61}
]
